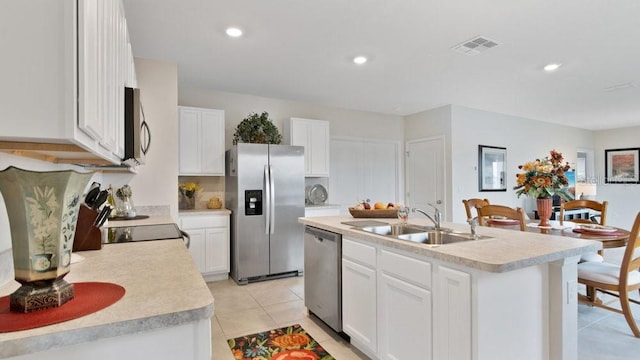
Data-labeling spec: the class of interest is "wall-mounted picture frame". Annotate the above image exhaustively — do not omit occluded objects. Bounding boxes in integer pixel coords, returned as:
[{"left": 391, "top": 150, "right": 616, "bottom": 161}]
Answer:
[
  {"left": 605, "top": 148, "right": 640, "bottom": 184},
  {"left": 478, "top": 145, "right": 507, "bottom": 191}
]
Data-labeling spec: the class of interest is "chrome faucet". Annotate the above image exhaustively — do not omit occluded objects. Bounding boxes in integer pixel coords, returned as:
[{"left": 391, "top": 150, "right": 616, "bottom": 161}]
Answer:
[
  {"left": 467, "top": 218, "right": 478, "bottom": 240},
  {"left": 412, "top": 204, "right": 441, "bottom": 231}
]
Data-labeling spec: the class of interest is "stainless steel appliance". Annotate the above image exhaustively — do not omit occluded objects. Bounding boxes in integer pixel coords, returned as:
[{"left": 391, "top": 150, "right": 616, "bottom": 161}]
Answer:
[
  {"left": 226, "top": 144, "right": 305, "bottom": 284},
  {"left": 103, "top": 223, "right": 190, "bottom": 247},
  {"left": 123, "top": 87, "right": 150, "bottom": 166},
  {"left": 304, "top": 226, "right": 343, "bottom": 333}
]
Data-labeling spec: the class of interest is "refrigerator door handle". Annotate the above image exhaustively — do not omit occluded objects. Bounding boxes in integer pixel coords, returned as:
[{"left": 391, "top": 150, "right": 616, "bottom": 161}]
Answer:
[
  {"left": 264, "top": 164, "right": 271, "bottom": 235},
  {"left": 269, "top": 164, "right": 276, "bottom": 234}
]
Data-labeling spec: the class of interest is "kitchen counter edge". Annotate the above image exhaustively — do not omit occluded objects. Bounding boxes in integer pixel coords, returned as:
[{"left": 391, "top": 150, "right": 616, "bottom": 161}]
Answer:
[
  {"left": 299, "top": 215, "right": 602, "bottom": 273},
  {"left": 0, "top": 240, "right": 213, "bottom": 358}
]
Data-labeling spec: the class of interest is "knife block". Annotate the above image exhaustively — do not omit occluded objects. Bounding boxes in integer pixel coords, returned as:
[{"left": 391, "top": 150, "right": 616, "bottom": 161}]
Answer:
[{"left": 73, "top": 204, "right": 102, "bottom": 251}]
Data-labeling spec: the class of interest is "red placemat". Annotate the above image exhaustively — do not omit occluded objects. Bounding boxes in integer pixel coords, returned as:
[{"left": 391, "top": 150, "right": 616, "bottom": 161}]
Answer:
[
  {"left": 572, "top": 228, "right": 624, "bottom": 236},
  {"left": 0, "top": 282, "right": 125, "bottom": 333}
]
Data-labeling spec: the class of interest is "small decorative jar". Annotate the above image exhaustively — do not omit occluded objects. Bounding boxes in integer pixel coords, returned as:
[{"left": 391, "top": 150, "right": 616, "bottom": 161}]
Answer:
[{"left": 207, "top": 197, "right": 222, "bottom": 209}]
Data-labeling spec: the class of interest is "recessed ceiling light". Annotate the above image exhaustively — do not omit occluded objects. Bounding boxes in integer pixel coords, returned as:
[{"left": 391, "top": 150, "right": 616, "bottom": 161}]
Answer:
[
  {"left": 543, "top": 63, "right": 562, "bottom": 72},
  {"left": 353, "top": 56, "right": 367, "bottom": 65},
  {"left": 226, "top": 27, "right": 243, "bottom": 38}
]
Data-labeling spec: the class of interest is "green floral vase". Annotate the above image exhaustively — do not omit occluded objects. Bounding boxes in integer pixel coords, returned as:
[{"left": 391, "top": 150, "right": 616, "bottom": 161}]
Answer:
[{"left": 0, "top": 166, "right": 92, "bottom": 312}]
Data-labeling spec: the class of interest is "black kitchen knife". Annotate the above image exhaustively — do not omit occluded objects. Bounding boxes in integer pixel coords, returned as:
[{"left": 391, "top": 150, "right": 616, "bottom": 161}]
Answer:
[
  {"left": 84, "top": 182, "right": 101, "bottom": 207},
  {"left": 94, "top": 205, "right": 112, "bottom": 227},
  {"left": 92, "top": 190, "right": 109, "bottom": 211}
]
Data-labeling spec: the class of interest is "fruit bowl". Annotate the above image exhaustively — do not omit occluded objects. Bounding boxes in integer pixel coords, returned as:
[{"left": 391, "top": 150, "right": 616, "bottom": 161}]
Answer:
[{"left": 348, "top": 208, "right": 398, "bottom": 218}]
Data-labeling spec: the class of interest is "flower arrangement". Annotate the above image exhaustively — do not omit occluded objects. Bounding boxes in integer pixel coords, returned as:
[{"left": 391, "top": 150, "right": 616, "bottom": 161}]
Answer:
[
  {"left": 179, "top": 182, "right": 200, "bottom": 199},
  {"left": 115, "top": 184, "right": 132, "bottom": 200},
  {"left": 513, "top": 149, "right": 573, "bottom": 200}
]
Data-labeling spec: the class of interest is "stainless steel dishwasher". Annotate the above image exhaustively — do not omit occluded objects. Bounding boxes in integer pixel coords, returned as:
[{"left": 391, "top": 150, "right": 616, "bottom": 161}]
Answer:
[{"left": 304, "top": 225, "right": 342, "bottom": 333}]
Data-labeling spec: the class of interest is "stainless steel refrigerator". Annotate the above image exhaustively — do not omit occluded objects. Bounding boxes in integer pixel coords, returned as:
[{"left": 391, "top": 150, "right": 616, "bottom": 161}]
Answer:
[{"left": 225, "top": 143, "right": 305, "bottom": 284}]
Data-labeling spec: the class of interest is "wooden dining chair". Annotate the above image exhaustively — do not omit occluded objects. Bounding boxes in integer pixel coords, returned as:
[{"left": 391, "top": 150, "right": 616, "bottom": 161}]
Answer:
[
  {"left": 476, "top": 205, "right": 526, "bottom": 231},
  {"left": 577, "top": 211, "right": 640, "bottom": 338},
  {"left": 561, "top": 200, "right": 609, "bottom": 261},
  {"left": 559, "top": 199, "right": 608, "bottom": 225},
  {"left": 462, "top": 198, "right": 490, "bottom": 220}
]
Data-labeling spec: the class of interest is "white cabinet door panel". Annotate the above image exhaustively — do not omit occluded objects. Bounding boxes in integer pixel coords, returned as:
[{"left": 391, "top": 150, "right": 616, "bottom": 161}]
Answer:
[
  {"left": 186, "top": 229, "right": 206, "bottom": 273},
  {"left": 201, "top": 110, "right": 225, "bottom": 174},
  {"left": 342, "top": 258, "right": 377, "bottom": 355},
  {"left": 204, "top": 227, "right": 228, "bottom": 274},
  {"left": 379, "top": 274, "right": 432, "bottom": 360},
  {"left": 434, "top": 265, "right": 471, "bottom": 360},
  {"left": 179, "top": 108, "right": 202, "bottom": 174}
]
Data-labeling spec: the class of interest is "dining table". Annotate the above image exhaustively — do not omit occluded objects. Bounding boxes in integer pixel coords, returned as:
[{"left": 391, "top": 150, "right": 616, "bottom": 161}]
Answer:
[
  {"left": 485, "top": 218, "right": 630, "bottom": 304},
  {"left": 484, "top": 218, "right": 630, "bottom": 249}
]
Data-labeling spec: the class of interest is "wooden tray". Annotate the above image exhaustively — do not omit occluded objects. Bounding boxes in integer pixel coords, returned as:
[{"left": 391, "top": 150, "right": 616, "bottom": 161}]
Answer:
[{"left": 348, "top": 208, "right": 398, "bottom": 218}]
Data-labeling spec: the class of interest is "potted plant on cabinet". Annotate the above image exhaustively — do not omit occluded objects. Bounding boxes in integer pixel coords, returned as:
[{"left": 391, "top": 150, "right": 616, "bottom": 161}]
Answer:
[{"left": 232, "top": 111, "right": 282, "bottom": 144}]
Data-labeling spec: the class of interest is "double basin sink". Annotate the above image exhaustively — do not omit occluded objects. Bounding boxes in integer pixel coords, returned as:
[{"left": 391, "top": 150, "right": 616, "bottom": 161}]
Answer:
[{"left": 358, "top": 223, "right": 490, "bottom": 246}]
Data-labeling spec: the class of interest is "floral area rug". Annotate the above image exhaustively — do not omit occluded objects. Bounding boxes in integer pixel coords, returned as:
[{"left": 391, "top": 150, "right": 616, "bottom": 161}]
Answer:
[{"left": 227, "top": 323, "right": 335, "bottom": 360}]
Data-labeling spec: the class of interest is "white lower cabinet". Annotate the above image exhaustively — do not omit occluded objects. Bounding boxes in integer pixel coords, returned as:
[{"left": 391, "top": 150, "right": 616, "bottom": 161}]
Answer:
[
  {"left": 342, "top": 238, "right": 471, "bottom": 360},
  {"left": 379, "top": 250, "right": 433, "bottom": 360},
  {"left": 342, "top": 238, "right": 377, "bottom": 357},
  {"left": 179, "top": 213, "right": 229, "bottom": 281},
  {"left": 433, "top": 265, "right": 472, "bottom": 360}
]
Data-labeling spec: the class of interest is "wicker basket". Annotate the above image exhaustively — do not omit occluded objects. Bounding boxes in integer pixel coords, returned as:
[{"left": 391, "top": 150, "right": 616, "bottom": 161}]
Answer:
[{"left": 348, "top": 207, "right": 398, "bottom": 218}]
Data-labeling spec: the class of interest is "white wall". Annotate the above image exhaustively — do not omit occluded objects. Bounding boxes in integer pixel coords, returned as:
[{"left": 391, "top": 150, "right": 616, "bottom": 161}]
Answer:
[
  {"left": 594, "top": 126, "right": 640, "bottom": 228},
  {"left": 450, "top": 105, "right": 596, "bottom": 222},
  {"left": 404, "top": 105, "right": 597, "bottom": 223},
  {"left": 404, "top": 105, "right": 454, "bottom": 218}
]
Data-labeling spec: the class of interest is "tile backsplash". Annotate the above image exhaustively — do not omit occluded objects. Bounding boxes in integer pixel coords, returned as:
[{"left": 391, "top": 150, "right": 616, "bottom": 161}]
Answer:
[{"left": 179, "top": 176, "right": 225, "bottom": 210}]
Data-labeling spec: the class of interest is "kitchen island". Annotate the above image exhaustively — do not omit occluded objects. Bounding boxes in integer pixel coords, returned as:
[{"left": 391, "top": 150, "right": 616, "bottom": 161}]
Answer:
[
  {"left": 299, "top": 215, "right": 602, "bottom": 360},
  {"left": 0, "top": 238, "right": 213, "bottom": 359}
]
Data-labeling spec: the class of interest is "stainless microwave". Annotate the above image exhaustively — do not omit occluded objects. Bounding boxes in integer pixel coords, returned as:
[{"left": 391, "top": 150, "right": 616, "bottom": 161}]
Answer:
[{"left": 123, "top": 87, "right": 150, "bottom": 166}]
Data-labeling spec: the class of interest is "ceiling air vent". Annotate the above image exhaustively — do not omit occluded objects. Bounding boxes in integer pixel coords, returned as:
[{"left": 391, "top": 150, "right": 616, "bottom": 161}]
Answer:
[{"left": 452, "top": 36, "right": 500, "bottom": 56}]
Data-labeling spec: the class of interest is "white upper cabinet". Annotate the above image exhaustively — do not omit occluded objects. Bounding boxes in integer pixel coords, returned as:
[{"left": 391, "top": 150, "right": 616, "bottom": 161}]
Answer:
[
  {"left": 0, "top": 0, "right": 134, "bottom": 165},
  {"left": 178, "top": 107, "right": 225, "bottom": 176},
  {"left": 285, "top": 118, "right": 330, "bottom": 177}
]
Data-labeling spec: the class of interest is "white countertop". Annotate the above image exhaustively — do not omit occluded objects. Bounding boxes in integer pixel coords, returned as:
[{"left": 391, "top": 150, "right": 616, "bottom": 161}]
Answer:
[
  {"left": 0, "top": 239, "right": 213, "bottom": 358},
  {"left": 299, "top": 215, "right": 602, "bottom": 273}
]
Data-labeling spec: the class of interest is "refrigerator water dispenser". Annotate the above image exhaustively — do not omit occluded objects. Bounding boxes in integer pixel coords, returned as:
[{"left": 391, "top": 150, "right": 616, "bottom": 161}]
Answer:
[{"left": 245, "top": 190, "right": 263, "bottom": 215}]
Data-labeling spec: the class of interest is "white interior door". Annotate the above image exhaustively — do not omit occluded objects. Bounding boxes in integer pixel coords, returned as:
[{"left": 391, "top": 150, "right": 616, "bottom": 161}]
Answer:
[{"left": 406, "top": 137, "right": 445, "bottom": 217}]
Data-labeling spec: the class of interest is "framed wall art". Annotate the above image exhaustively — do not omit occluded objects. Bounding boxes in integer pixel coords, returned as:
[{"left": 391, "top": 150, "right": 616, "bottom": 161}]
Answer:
[
  {"left": 604, "top": 148, "right": 640, "bottom": 184},
  {"left": 478, "top": 145, "right": 507, "bottom": 191}
]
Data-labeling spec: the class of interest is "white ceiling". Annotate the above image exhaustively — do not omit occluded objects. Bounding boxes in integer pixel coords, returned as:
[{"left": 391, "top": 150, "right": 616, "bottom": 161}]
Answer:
[{"left": 123, "top": 0, "right": 640, "bottom": 130}]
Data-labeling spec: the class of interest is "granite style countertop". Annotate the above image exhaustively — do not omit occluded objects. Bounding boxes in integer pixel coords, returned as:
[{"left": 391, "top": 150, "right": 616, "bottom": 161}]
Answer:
[
  {"left": 299, "top": 215, "right": 602, "bottom": 273},
  {"left": 0, "top": 239, "right": 214, "bottom": 358}
]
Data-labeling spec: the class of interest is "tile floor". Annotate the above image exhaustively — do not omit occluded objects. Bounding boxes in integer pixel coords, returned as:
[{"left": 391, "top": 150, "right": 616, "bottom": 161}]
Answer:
[
  {"left": 208, "top": 271, "right": 640, "bottom": 360},
  {"left": 208, "top": 276, "right": 368, "bottom": 360}
]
